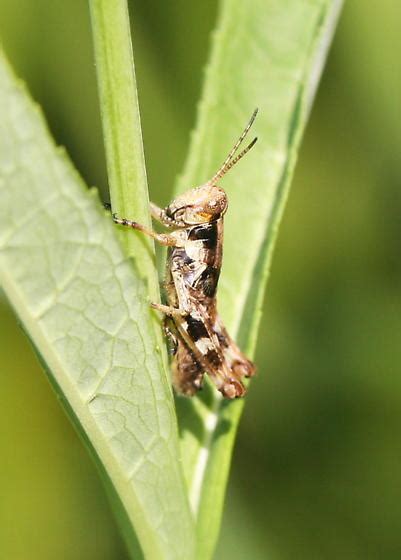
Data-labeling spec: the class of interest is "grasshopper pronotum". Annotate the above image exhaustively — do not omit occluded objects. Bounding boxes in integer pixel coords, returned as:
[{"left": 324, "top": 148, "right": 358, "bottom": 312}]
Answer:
[{"left": 113, "top": 110, "right": 258, "bottom": 398}]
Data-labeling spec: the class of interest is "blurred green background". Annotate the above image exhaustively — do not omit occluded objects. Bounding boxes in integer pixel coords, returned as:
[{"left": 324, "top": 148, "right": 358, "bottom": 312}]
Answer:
[{"left": 0, "top": 1, "right": 400, "bottom": 559}]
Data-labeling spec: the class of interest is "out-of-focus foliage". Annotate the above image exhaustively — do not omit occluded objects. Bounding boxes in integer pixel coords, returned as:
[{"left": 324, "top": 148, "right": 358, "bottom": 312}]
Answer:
[{"left": 0, "top": 2, "right": 400, "bottom": 559}]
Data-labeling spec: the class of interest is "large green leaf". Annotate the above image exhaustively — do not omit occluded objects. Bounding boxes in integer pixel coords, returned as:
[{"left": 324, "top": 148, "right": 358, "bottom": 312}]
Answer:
[
  {"left": 0, "top": 53, "right": 194, "bottom": 560},
  {"left": 174, "top": 0, "right": 343, "bottom": 558}
]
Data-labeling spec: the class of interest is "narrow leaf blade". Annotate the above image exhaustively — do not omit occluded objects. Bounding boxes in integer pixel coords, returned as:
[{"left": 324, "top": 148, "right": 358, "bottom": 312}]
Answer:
[{"left": 174, "top": 1, "right": 343, "bottom": 558}]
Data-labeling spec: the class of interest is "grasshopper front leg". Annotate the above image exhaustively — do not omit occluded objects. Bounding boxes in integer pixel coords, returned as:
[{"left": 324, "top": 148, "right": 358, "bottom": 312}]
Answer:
[
  {"left": 112, "top": 213, "right": 189, "bottom": 315},
  {"left": 112, "top": 213, "right": 178, "bottom": 247}
]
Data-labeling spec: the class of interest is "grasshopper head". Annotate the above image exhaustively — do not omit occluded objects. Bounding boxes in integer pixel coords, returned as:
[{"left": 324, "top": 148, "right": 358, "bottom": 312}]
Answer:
[{"left": 166, "top": 183, "right": 228, "bottom": 226}]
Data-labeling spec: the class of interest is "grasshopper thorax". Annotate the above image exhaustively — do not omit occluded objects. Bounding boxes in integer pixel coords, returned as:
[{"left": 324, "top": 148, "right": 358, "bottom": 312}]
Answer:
[{"left": 166, "top": 183, "right": 227, "bottom": 226}]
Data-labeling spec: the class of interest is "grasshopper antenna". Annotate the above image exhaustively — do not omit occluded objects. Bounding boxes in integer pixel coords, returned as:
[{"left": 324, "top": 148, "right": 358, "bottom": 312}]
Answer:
[{"left": 209, "top": 108, "right": 258, "bottom": 184}]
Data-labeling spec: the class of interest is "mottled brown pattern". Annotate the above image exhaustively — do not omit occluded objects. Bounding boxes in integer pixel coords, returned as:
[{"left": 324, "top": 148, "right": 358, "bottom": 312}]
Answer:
[
  {"left": 112, "top": 111, "right": 258, "bottom": 398},
  {"left": 172, "top": 338, "right": 203, "bottom": 396}
]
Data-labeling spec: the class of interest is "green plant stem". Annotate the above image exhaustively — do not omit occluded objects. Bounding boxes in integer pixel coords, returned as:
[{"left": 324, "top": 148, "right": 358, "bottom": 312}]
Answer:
[
  {"left": 89, "top": 0, "right": 156, "bottom": 297},
  {"left": 88, "top": 2, "right": 196, "bottom": 558}
]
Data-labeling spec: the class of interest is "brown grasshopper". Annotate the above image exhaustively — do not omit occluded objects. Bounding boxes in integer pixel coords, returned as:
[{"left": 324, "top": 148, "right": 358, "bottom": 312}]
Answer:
[{"left": 113, "top": 110, "right": 258, "bottom": 398}]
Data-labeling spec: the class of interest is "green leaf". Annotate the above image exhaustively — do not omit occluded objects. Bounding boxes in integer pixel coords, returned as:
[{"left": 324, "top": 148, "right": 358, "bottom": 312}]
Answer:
[
  {"left": 174, "top": 0, "right": 343, "bottom": 558},
  {"left": 0, "top": 52, "right": 195, "bottom": 560}
]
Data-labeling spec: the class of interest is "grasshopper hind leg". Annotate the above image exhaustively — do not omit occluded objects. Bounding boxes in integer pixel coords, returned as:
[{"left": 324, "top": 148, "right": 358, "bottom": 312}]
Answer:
[{"left": 172, "top": 338, "right": 204, "bottom": 396}]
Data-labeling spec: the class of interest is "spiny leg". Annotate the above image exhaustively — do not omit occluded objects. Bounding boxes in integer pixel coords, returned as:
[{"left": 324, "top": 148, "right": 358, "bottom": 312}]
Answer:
[{"left": 112, "top": 213, "right": 177, "bottom": 246}]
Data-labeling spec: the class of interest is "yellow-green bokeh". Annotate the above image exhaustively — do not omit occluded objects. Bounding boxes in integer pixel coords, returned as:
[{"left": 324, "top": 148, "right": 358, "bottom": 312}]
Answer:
[{"left": 0, "top": 2, "right": 400, "bottom": 559}]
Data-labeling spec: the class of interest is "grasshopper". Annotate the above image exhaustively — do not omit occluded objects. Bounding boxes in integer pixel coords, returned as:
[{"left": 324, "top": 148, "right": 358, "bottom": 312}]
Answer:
[{"left": 113, "top": 110, "right": 258, "bottom": 398}]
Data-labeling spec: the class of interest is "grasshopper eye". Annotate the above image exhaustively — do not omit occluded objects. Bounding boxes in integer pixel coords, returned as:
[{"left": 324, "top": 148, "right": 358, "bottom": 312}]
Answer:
[{"left": 206, "top": 191, "right": 228, "bottom": 215}]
